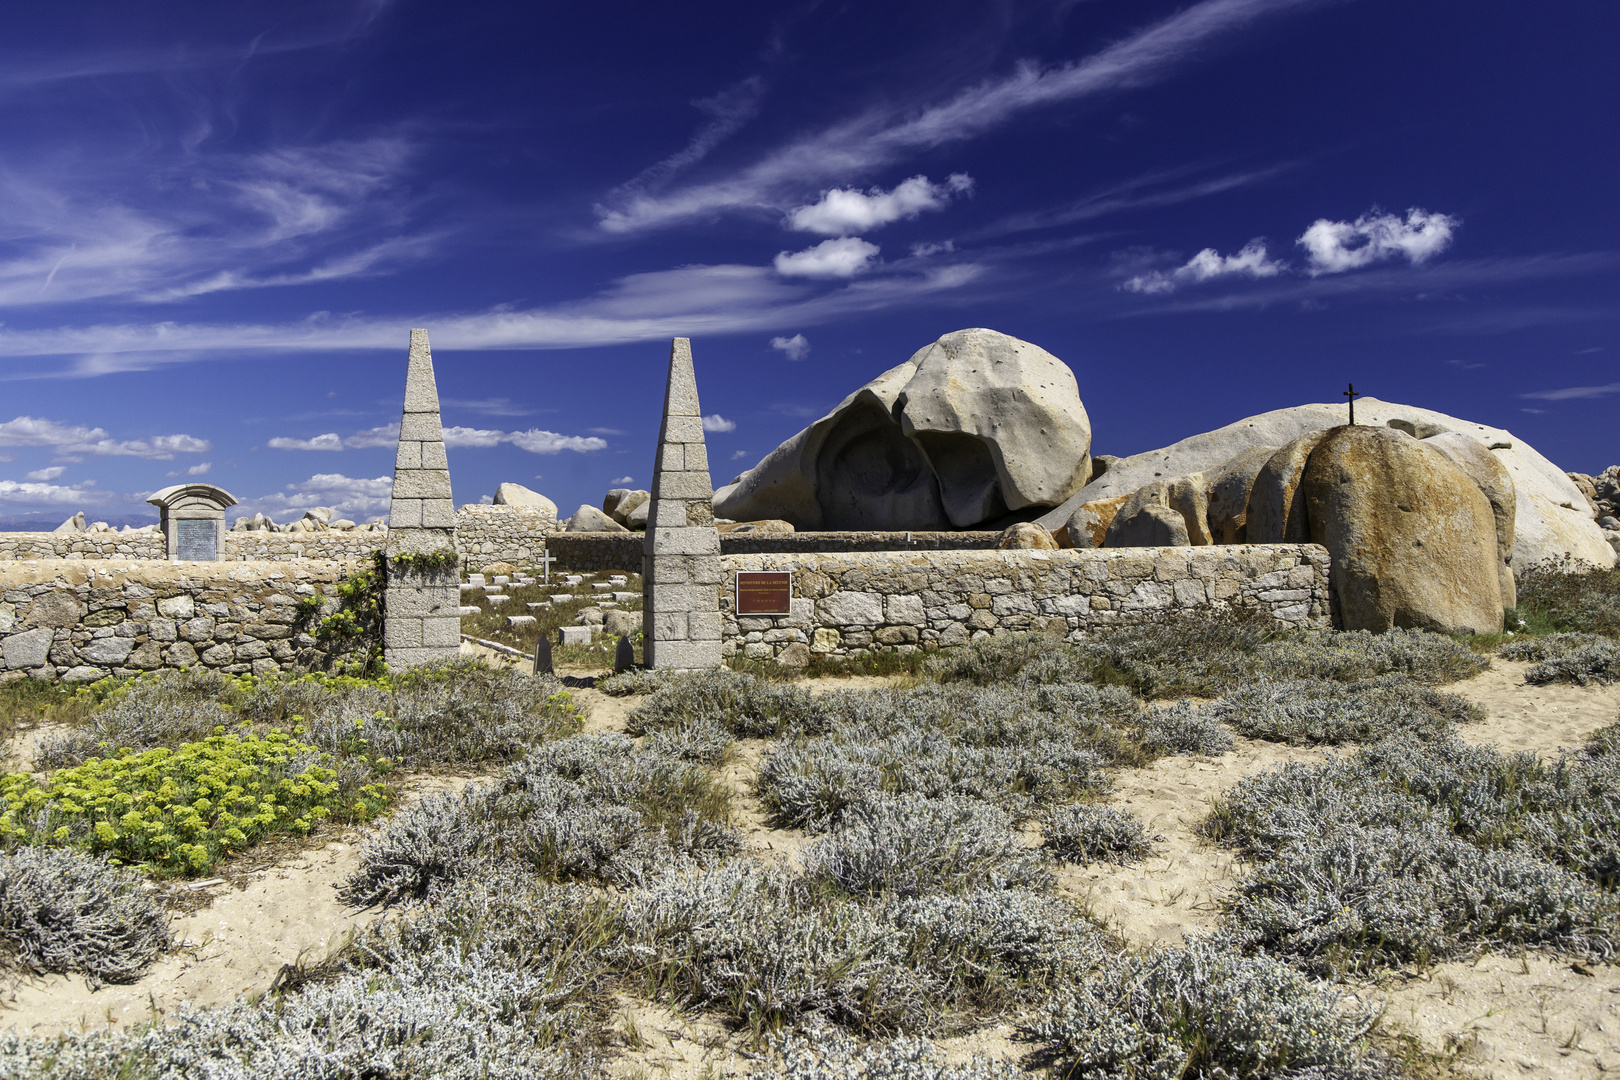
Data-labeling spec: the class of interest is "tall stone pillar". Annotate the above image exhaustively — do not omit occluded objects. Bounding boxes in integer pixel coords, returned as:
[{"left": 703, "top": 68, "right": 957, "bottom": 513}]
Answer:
[
  {"left": 383, "top": 329, "right": 461, "bottom": 668},
  {"left": 642, "top": 338, "right": 723, "bottom": 670}
]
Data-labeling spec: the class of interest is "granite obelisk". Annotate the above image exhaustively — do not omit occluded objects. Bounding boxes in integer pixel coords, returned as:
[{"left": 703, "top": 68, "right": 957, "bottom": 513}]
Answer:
[
  {"left": 642, "top": 338, "right": 723, "bottom": 669},
  {"left": 383, "top": 329, "right": 460, "bottom": 668}
]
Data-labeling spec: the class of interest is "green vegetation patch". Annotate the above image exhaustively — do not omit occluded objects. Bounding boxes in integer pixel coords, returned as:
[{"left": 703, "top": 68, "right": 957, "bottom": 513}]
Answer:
[
  {"left": 1, "top": 729, "right": 385, "bottom": 874},
  {"left": 1514, "top": 557, "right": 1620, "bottom": 638}
]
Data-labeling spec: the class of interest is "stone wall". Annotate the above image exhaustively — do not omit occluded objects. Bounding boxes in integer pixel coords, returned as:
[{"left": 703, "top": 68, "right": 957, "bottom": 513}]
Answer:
[
  {"left": 0, "top": 560, "right": 361, "bottom": 684},
  {"left": 0, "top": 532, "right": 167, "bottom": 560},
  {"left": 227, "top": 532, "right": 385, "bottom": 562},
  {"left": 719, "top": 544, "right": 1332, "bottom": 662},
  {"left": 545, "top": 530, "right": 1007, "bottom": 573},
  {"left": 456, "top": 504, "right": 557, "bottom": 566}
]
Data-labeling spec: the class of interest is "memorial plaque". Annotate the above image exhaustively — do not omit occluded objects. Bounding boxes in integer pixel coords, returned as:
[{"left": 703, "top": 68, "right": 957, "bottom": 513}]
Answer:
[
  {"left": 735, "top": 571, "right": 791, "bottom": 616},
  {"left": 176, "top": 519, "right": 217, "bottom": 561}
]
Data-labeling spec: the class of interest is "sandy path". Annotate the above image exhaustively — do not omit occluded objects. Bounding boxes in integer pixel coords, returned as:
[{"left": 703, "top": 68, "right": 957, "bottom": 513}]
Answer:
[{"left": 1450, "top": 658, "right": 1620, "bottom": 756}]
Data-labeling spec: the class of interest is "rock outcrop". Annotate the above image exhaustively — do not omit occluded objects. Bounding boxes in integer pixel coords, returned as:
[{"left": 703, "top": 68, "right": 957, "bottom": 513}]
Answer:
[
  {"left": 1302, "top": 426, "right": 1503, "bottom": 634},
  {"left": 493, "top": 483, "right": 559, "bottom": 520},
  {"left": 1035, "top": 397, "right": 1614, "bottom": 575},
  {"left": 564, "top": 505, "right": 628, "bottom": 533},
  {"left": 715, "top": 328, "right": 1092, "bottom": 530}
]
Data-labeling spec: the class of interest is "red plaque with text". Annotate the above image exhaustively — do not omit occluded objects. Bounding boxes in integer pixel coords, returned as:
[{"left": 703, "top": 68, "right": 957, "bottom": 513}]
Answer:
[{"left": 735, "top": 571, "right": 792, "bottom": 616}]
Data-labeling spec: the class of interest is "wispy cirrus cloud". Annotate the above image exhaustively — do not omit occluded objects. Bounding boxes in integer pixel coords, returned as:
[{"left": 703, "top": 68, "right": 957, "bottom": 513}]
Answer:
[
  {"left": 1520, "top": 381, "right": 1620, "bottom": 403},
  {"left": 0, "top": 416, "right": 210, "bottom": 459},
  {"left": 0, "top": 257, "right": 985, "bottom": 375},
  {"left": 595, "top": 0, "right": 1325, "bottom": 234},
  {"left": 0, "top": 136, "right": 425, "bottom": 309},
  {"left": 0, "top": 478, "right": 101, "bottom": 507}
]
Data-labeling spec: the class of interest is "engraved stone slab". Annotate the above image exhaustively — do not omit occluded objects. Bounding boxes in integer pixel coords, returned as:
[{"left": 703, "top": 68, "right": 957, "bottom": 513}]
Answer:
[{"left": 176, "top": 519, "right": 218, "bottom": 561}]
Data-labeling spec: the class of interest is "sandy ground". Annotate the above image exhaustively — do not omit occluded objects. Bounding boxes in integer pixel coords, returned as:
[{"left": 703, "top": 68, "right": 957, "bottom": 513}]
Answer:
[{"left": 3, "top": 652, "right": 1618, "bottom": 1077}]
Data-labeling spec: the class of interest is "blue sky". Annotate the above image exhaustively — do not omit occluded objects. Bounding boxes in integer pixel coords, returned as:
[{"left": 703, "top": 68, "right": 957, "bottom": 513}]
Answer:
[{"left": 1, "top": 1, "right": 1616, "bottom": 525}]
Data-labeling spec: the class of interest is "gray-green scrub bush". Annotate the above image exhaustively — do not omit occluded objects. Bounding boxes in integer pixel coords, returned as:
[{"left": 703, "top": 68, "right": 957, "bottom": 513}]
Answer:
[
  {"left": 759, "top": 683, "right": 1127, "bottom": 829},
  {"left": 1043, "top": 804, "right": 1154, "bottom": 865},
  {"left": 1137, "top": 701, "right": 1233, "bottom": 756},
  {"left": 643, "top": 714, "right": 734, "bottom": 764},
  {"left": 0, "top": 847, "right": 174, "bottom": 987},
  {"left": 33, "top": 672, "right": 234, "bottom": 769},
  {"left": 1033, "top": 938, "right": 1382, "bottom": 1080},
  {"left": 626, "top": 668, "right": 828, "bottom": 737},
  {"left": 2, "top": 870, "right": 607, "bottom": 1079},
  {"left": 802, "top": 795, "right": 1052, "bottom": 897},
  {"left": 1500, "top": 632, "right": 1620, "bottom": 685},
  {"left": 1204, "top": 675, "right": 1481, "bottom": 745},
  {"left": 925, "top": 624, "right": 1485, "bottom": 699},
  {"left": 341, "top": 734, "right": 737, "bottom": 905},
  {"left": 619, "top": 859, "right": 1108, "bottom": 1036},
  {"left": 760, "top": 1030, "right": 1021, "bottom": 1079},
  {"left": 1206, "top": 734, "right": 1620, "bottom": 970}
]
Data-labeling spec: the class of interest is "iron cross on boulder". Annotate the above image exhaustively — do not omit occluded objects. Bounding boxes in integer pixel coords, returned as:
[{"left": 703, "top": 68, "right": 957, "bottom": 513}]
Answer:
[{"left": 1343, "top": 382, "right": 1362, "bottom": 425}]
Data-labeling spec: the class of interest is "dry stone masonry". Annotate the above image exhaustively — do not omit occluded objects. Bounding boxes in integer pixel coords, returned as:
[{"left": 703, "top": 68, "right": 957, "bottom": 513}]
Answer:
[
  {"left": 382, "top": 329, "right": 461, "bottom": 668},
  {"left": 721, "top": 544, "right": 1331, "bottom": 664},
  {"left": 0, "top": 561, "right": 357, "bottom": 683},
  {"left": 642, "top": 338, "right": 724, "bottom": 670}
]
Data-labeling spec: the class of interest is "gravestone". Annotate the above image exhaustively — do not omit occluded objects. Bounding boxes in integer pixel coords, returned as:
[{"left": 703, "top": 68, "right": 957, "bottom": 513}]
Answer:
[
  {"left": 383, "top": 328, "right": 461, "bottom": 668},
  {"left": 146, "top": 484, "right": 237, "bottom": 562}
]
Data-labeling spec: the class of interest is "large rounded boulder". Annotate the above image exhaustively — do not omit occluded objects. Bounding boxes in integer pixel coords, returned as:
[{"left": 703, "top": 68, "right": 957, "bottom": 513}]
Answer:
[
  {"left": 1302, "top": 426, "right": 1502, "bottom": 634},
  {"left": 714, "top": 329, "right": 1091, "bottom": 530}
]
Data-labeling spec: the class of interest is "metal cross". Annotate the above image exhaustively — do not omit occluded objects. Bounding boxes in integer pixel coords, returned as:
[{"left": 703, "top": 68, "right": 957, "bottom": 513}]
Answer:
[{"left": 1343, "top": 382, "right": 1362, "bottom": 425}]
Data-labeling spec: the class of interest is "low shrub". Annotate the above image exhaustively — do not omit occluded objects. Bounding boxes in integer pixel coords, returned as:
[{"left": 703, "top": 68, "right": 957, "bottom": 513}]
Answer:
[
  {"left": 1033, "top": 938, "right": 1382, "bottom": 1080},
  {"left": 926, "top": 623, "right": 1484, "bottom": 700},
  {"left": 341, "top": 735, "right": 736, "bottom": 905},
  {"left": 626, "top": 669, "right": 827, "bottom": 737},
  {"left": 802, "top": 795, "right": 1051, "bottom": 897},
  {"left": 759, "top": 684, "right": 1124, "bottom": 829},
  {"left": 1, "top": 730, "right": 384, "bottom": 875},
  {"left": 620, "top": 860, "right": 1107, "bottom": 1036},
  {"left": 1500, "top": 632, "right": 1620, "bottom": 686},
  {"left": 1515, "top": 557, "right": 1620, "bottom": 637},
  {"left": 761, "top": 1030, "right": 1020, "bottom": 1079},
  {"left": 33, "top": 671, "right": 236, "bottom": 770},
  {"left": 1136, "top": 701, "right": 1233, "bottom": 756},
  {"left": 1043, "top": 804, "right": 1154, "bottom": 865},
  {"left": 0, "top": 847, "right": 173, "bottom": 986},
  {"left": 1206, "top": 734, "right": 1620, "bottom": 970},
  {"left": 1204, "top": 675, "right": 1481, "bottom": 745},
  {"left": 643, "top": 714, "right": 734, "bottom": 764}
]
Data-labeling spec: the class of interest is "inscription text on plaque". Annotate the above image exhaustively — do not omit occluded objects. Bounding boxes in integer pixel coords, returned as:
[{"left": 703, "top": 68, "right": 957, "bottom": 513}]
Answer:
[
  {"left": 735, "top": 571, "right": 791, "bottom": 616},
  {"left": 176, "top": 519, "right": 218, "bottom": 561}
]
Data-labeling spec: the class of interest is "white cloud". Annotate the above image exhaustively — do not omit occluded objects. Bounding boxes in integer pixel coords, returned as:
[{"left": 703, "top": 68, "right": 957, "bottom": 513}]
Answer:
[
  {"left": 237, "top": 473, "right": 394, "bottom": 519},
  {"left": 506, "top": 429, "right": 609, "bottom": 454},
  {"left": 0, "top": 258, "right": 987, "bottom": 373},
  {"left": 910, "top": 240, "right": 956, "bottom": 257},
  {"left": 267, "top": 422, "right": 606, "bottom": 454},
  {"left": 702, "top": 414, "right": 736, "bottom": 433},
  {"left": 1123, "top": 239, "right": 1284, "bottom": 294},
  {"left": 0, "top": 137, "right": 425, "bottom": 310},
  {"left": 770, "top": 333, "right": 811, "bottom": 361},
  {"left": 25, "top": 466, "right": 65, "bottom": 481},
  {"left": 0, "top": 416, "right": 210, "bottom": 459},
  {"left": 596, "top": 0, "right": 1321, "bottom": 234},
  {"left": 787, "top": 175, "right": 973, "bottom": 236},
  {"left": 342, "top": 424, "right": 400, "bottom": 449},
  {"left": 775, "top": 238, "right": 881, "bottom": 279},
  {"left": 1297, "top": 208, "right": 1459, "bottom": 275},
  {"left": 187, "top": 462, "right": 211, "bottom": 476},
  {"left": 267, "top": 433, "right": 345, "bottom": 451},
  {"left": 1520, "top": 381, "right": 1620, "bottom": 403},
  {"left": 611, "top": 476, "right": 634, "bottom": 485},
  {"left": 0, "top": 479, "right": 99, "bottom": 507},
  {"left": 730, "top": 450, "right": 750, "bottom": 460}
]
